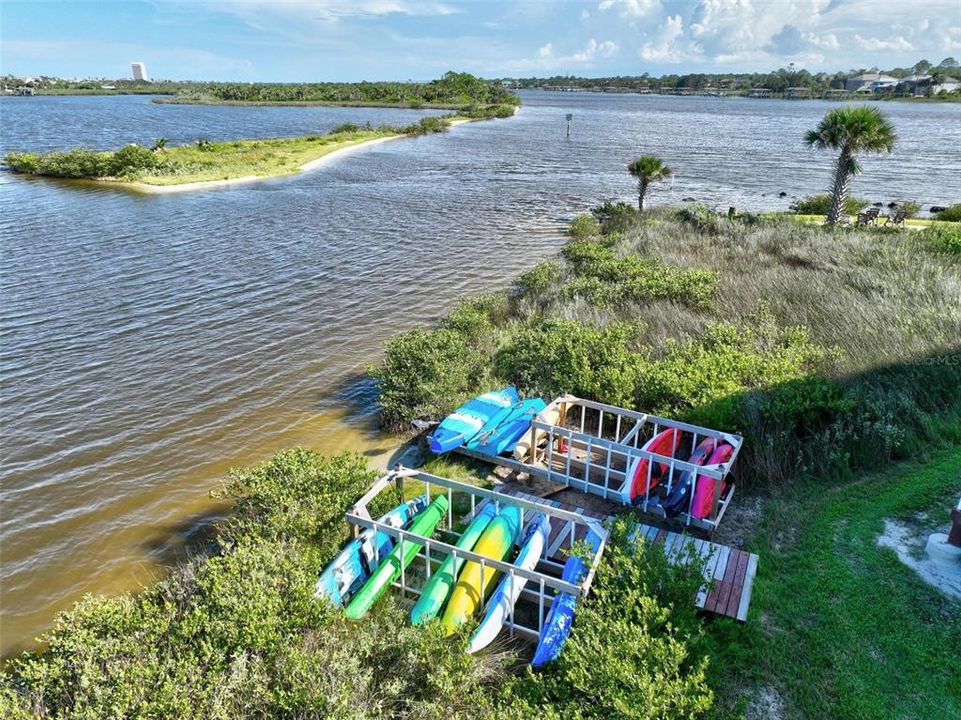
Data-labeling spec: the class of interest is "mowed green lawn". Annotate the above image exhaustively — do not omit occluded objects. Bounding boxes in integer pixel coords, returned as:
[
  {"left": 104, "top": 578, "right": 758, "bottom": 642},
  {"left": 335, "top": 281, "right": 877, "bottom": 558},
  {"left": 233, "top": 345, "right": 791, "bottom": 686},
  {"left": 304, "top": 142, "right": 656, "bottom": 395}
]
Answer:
[{"left": 716, "top": 448, "right": 961, "bottom": 719}]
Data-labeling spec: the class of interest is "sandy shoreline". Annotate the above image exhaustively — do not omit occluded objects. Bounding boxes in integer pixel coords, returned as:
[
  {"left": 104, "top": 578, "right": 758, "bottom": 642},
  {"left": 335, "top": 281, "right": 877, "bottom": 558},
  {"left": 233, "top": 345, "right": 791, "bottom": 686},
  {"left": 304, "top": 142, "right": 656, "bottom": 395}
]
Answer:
[{"left": 109, "top": 118, "right": 476, "bottom": 195}]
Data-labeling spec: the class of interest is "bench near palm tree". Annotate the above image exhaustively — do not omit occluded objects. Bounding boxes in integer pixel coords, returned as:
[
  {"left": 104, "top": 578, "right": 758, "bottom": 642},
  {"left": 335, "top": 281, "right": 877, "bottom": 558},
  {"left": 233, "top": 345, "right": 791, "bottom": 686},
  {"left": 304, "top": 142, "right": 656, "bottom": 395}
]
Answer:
[
  {"left": 627, "top": 155, "right": 672, "bottom": 212},
  {"left": 804, "top": 105, "right": 896, "bottom": 225}
]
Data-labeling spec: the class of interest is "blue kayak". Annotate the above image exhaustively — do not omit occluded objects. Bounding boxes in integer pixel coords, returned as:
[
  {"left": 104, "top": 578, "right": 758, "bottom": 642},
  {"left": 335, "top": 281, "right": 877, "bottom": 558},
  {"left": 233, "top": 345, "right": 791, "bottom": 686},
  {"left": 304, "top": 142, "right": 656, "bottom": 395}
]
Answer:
[
  {"left": 314, "top": 494, "right": 428, "bottom": 606},
  {"left": 467, "top": 398, "right": 547, "bottom": 457},
  {"left": 531, "top": 529, "right": 601, "bottom": 668},
  {"left": 429, "top": 387, "right": 519, "bottom": 454}
]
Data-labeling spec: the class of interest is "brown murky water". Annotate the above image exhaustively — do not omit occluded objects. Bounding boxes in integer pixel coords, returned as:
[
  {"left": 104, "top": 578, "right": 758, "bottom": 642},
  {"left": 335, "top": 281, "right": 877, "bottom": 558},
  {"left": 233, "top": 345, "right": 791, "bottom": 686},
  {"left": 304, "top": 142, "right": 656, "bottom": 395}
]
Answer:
[{"left": 2, "top": 92, "right": 958, "bottom": 656}]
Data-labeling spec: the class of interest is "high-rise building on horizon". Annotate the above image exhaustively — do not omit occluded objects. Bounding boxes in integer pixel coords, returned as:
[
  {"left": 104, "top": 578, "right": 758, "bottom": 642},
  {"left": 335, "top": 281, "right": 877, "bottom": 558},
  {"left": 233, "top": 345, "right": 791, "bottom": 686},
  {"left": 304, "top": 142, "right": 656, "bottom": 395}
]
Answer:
[{"left": 131, "top": 62, "right": 147, "bottom": 81}]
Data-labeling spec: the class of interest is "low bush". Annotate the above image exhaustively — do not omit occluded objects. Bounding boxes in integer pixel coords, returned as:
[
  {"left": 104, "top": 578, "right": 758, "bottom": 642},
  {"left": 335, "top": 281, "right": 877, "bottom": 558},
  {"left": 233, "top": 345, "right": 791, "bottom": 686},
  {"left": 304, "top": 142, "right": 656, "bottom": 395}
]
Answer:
[
  {"left": 568, "top": 213, "right": 600, "bottom": 239},
  {"left": 933, "top": 203, "right": 961, "bottom": 222},
  {"left": 5, "top": 144, "right": 168, "bottom": 180},
  {"left": 591, "top": 200, "right": 640, "bottom": 234},
  {"left": 514, "top": 260, "right": 561, "bottom": 297},
  {"left": 921, "top": 224, "right": 961, "bottom": 255},
  {"left": 561, "top": 240, "right": 717, "bottom": 309},
  {"left": 5, "top": 148, "right": 112, "bottom": 178},
  {"left": 402, "top": 116, "right": 451, "bottom": 135},
  {"left": 672, "top": 203, "right": 721, "bottom": 234},
  {"left": 789, "top": 193, "right": 870, "bottom": 217},
  {"left": 496, "top": 319, "right": 644, "bottom": 408},
  {"left": 330, "top": 122, "right": 361, "bottom": 134}
]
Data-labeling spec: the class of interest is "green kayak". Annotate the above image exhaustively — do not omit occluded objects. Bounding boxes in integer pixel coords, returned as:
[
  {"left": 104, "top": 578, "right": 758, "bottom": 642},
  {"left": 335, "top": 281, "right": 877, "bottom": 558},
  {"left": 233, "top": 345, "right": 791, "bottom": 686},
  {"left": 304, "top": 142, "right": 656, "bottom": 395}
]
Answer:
[
  {"left": 344, "top": 494, "right": 449, "bottom": 620},
  {"left": 410, "top": 501, "right": 496, "bottom": 625}
]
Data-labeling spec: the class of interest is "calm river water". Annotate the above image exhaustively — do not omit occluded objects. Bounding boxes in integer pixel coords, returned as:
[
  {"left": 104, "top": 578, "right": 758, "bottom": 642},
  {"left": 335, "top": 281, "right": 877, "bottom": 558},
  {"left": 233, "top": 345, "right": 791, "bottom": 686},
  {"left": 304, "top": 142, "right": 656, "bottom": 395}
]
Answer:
[{"left": 1, "top": 91, "right": 958, "bottom": 655}]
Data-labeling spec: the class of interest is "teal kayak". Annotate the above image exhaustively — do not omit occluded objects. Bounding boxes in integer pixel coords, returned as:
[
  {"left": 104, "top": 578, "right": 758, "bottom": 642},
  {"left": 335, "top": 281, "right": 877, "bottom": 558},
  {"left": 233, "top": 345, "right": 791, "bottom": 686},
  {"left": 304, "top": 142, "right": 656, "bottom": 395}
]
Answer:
[
  {"left": 314, "top": 494, "right": 428, "bottom": 606},
  {"left": 344, "top": 495, "right": 449, "bottom": 620},
  {"left": 410, "top": 501, "right": 497, "bottom": 625}
]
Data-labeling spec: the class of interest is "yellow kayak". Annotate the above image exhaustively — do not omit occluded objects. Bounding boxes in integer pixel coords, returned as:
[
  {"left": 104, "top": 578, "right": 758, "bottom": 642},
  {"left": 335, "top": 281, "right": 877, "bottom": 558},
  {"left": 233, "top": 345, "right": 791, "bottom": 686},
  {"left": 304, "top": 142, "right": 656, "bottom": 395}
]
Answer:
[{"left": 440, "top": 505, "right": 521, "bottom": 634}]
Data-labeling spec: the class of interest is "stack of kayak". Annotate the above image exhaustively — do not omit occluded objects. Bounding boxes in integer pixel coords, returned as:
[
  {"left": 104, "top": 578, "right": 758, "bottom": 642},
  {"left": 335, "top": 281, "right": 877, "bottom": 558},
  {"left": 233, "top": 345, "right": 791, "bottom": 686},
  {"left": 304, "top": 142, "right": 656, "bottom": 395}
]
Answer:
[
  {"left": 317, "top": 489, "right": 589, "bottom": 663},
  {"left": 428, "top": 386, "right": 547, "bottom": 458},
  {"left": 622, "top": 429, "right": 735, "bottom": 520}
]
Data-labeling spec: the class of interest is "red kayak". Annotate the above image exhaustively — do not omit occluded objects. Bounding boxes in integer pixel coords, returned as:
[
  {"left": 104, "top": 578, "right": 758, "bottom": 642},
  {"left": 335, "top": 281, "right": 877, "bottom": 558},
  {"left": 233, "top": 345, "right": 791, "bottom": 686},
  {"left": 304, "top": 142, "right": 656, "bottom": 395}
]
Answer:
[
  {"left": 691, "top": 442, "right": 734, "bottom": 519},
  {"left": 628, "top": 427, "right": 684, "bottom": 504}
]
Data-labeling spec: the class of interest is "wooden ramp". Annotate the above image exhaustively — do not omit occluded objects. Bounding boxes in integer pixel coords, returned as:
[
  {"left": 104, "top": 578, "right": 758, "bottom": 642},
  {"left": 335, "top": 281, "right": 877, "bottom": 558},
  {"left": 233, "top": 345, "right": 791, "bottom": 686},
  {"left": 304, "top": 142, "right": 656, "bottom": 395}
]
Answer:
[{"left": 496, "top": 486, "right": 758, "bottom": 622}]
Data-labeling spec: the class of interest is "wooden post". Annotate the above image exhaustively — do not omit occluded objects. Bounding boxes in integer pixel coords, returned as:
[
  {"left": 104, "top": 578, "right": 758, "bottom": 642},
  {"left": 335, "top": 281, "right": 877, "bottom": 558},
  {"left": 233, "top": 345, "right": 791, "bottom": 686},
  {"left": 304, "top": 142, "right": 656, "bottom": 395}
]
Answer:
[
  {"left": 566, "top": 113, "right": 572, "bottom": 137},
  {"left": 949, "top": 497, "right": 961, "bottom": 547}
]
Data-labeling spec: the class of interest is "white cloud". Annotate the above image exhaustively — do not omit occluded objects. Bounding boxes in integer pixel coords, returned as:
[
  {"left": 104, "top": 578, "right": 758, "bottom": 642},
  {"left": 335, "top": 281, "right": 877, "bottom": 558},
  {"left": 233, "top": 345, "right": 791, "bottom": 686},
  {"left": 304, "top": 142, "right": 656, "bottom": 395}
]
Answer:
[
  {"left": 640, "top": 14, "right": 685, "bottom": 61},
  {"left": 573, "top": 38, "right": 619, "bottom": 60},
  {"left": 854, "top": 34, "right": 914, "bottom": 52},
  {"left": 516, "top": 37, "right": 619, "bottom": 71},
  {"left": 598, "top": 0, "right": 660, "bottom": 18}
]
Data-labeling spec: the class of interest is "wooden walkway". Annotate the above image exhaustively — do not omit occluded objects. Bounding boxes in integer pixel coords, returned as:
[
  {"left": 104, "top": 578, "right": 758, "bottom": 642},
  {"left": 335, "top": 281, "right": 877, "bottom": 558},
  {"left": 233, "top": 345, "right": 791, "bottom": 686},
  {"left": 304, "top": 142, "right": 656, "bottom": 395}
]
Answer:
[{"left": 496, "top": 486, "right": 758, "bottom": 622}]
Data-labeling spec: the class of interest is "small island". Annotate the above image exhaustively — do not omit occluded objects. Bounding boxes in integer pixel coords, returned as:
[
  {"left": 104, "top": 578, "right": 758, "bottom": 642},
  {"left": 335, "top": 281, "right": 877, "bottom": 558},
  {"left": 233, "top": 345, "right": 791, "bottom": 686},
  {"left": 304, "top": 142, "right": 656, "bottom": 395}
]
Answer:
[
  {"left": 2, "top": 71, "right": 520, "bottom": 193},
  {"left": 3, "top": 112, "right": 513, "bottom": 193}
]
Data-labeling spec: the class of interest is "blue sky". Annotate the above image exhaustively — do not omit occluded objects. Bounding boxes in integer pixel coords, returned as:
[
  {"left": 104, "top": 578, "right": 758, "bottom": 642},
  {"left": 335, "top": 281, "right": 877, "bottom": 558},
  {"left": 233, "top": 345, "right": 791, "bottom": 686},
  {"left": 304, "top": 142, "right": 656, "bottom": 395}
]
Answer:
[{"left": 2, "top": 0, "right": 959, "bottom": 81}]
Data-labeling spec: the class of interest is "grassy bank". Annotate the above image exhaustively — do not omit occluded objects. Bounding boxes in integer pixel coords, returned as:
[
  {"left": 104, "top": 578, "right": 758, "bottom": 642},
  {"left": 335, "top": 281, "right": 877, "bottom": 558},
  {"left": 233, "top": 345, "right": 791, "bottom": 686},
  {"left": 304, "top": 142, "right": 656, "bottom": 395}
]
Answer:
[
  {"left": 377, "top": 206, "right": 961, "bottom": 488},
  {"left": 3, "top": 115, "right": 490, "bottom": 188},
  {"left": 713, "top": 446, "right": 961, "bottom": 719}
]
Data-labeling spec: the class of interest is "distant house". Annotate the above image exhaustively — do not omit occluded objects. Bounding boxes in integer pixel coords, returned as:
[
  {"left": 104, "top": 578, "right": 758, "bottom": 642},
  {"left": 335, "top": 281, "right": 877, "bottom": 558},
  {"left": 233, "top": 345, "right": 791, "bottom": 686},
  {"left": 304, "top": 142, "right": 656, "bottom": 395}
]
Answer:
[
  {"left": 845, "top": 73, "right": 899, "bottom": 93},
  {"left": 934, "top": 78, "right": 961, "bottom": 94}
]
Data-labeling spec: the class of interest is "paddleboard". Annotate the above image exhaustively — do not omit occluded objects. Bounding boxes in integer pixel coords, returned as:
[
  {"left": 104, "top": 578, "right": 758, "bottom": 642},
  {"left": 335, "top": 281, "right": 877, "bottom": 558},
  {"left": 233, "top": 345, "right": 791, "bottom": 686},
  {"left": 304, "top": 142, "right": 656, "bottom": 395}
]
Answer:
[
  {"left": 467, "top": 398, "right": 547, "bottom": 457},
  {"left": 429, "top": 387, "right": 519, "bottom": 454}
]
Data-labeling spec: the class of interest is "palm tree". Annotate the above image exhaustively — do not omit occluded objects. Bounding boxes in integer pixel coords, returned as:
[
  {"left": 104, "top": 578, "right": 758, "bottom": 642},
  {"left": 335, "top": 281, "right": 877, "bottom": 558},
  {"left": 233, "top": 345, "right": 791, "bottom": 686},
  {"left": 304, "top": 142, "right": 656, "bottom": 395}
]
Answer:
[
  {"left": 627, "top": 155, "right": 672, "bottom": 212},
  {"left": 804, "top": 106, "right": 896, "bottom": 224}
]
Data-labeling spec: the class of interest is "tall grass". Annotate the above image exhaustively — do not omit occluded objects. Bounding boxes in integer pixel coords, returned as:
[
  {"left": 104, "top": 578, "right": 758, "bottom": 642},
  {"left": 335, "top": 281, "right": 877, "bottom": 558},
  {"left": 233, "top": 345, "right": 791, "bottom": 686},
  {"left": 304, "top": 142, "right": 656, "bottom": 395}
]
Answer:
[{"left": 376, "top": 209, "right": 961, "bottom": 489}]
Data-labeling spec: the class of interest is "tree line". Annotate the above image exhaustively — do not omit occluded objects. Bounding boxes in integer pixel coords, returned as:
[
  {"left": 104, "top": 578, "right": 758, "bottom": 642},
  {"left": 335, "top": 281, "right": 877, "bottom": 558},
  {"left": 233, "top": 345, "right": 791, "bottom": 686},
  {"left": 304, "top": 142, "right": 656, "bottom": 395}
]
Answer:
[{"left": 502, "top": 57, "right": 961, "bottom": 94}]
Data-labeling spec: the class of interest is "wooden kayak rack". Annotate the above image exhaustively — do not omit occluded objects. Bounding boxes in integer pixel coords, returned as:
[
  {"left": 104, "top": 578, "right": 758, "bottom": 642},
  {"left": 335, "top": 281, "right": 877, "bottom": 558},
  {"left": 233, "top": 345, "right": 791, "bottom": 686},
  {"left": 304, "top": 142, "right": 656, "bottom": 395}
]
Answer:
[
  {"left": 345, "top": 467, "right": 609, "bottom": 643},
  {"left": 454, "top": 395, "right": 743, "bottom": 536}
]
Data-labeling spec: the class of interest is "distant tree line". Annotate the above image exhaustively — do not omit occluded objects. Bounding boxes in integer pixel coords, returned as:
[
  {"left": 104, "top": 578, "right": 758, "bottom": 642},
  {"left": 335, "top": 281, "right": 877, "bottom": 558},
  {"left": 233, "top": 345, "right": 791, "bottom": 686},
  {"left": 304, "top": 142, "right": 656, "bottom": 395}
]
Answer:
[
  {"left": 2, "top": 71, "right": 521, "bottom": 108},
  {"left": 501, "top": 57, "right": 961, "bottom": 95}
]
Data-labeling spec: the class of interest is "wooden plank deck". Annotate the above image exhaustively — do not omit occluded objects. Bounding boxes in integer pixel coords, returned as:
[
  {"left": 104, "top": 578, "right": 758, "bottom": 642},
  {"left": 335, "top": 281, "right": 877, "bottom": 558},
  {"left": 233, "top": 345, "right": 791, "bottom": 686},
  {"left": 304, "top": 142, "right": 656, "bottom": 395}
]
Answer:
[{"left": 496, "top": 485, "right": 758, "bottom": 622}]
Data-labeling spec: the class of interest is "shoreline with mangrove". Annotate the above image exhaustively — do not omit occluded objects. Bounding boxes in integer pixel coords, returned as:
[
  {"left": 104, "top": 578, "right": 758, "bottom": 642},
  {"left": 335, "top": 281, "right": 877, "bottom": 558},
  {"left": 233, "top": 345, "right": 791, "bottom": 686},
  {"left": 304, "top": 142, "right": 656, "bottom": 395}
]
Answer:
[{"left": 2, "top": 114, "right": 500, "bottom": 193}]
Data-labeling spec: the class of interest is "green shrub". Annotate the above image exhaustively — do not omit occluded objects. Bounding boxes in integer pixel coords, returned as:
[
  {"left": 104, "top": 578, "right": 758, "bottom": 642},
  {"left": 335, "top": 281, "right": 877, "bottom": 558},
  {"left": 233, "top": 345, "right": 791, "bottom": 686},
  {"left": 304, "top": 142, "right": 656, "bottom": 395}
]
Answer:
[
  {"left": 638, "top": 308, "right": 841, "bottom": 420},
  {"left": 514, "top": 260, "right": 561, "bottom": 297},
  {"left": 921, "top": 224, "right": 961, "bottom": 255},
  {"left": 672, "top": 203, "right": 720, "bottom": 234},
  {"left": 561, "top": 240, "right": 717, "bottom": 309},
  {"left": 569, "top": 213, "right": 600, "bottom": 239},
  {"left": 789, "top": 194, "right": 870, "bottom": 216},
  {"left": 500, "top": 518, "right": 712, "bottom": 720},
  {"left": 933, "top": 203, "right": 961, "bottom": 222},
  {"left": 108, "top": 144, "right": 162, "bottom": 178},
  {"left": 330, "top": 122, "right": 361, "bottom": 134},
  {"left": 375, "top": 326, "right": 490, "bottom": 429},
  {"left": 5, "top": 148, "right": 112, "bottom": 178},
  {"left": 4, "top": 151, "right": 40, "bottom": 174},
  {"left": 496, "top": 319, "right": 643, "bottom": 407},
  {"left": 214, "top": 449, "right": 376, "bottom": 548},
  {"left": 591, "top": 201, "right": 640, "bottom": 234},
  {"left": 402, "top": 116, "right": 451, "bottom": 135}
]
